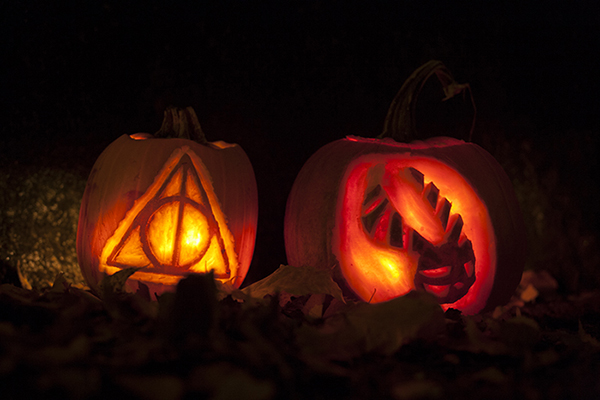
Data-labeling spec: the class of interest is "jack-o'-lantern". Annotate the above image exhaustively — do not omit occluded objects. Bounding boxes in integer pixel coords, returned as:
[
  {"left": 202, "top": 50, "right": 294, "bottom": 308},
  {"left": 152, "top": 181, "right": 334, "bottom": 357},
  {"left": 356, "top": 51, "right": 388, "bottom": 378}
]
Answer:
[
  {"left": 77, "top": 107, "right": 258, "bottom": 296},
  {"left": 284, "top": 61, "right": 526, "bottom": 314}
]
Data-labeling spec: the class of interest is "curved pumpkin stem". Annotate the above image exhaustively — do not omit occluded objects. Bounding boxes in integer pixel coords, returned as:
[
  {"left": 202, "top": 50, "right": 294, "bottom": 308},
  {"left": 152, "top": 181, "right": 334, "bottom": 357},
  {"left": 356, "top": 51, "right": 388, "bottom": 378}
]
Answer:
[
  {"left": 380, "top": 60, "right": 476, "bottom": 142},
  {"left": 155, "top": 106, "right": 208, "bottom": 145}
]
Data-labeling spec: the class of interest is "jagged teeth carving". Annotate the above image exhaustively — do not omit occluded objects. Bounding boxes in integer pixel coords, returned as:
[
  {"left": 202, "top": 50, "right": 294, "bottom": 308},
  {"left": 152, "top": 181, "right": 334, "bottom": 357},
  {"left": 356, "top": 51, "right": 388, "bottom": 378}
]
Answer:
[
  {"left": 446, "top": 214, "right": 463, "bottom": 243},
  {"left": 388, "top": 212, "right": 403, "bottom": 249},
  {"left": 423, "top": 181, "right": 439, "bottom": 209},
  {"left": 361, "top": 167, "right": 466, "bottom": 250},
  {"left": 361, "top": 183, "right": 404, "bottom": 249},
  {"left": 358, "top": 166, "right": 476, "bottom": 304},
  {"left": 435, "top": 199, "right": 449, "bottom": 231},
  {"left": 361, "top": 184, "right": 388, "bottom": 235},
  {"left": 464, "top": 260, "right": 474, "bottom": 278},
  {"left": 362, "top": 184, "right": 382, "bottom": 208},
  {"left": 407, "top": 167, "right": 424, "bottom": 190}
]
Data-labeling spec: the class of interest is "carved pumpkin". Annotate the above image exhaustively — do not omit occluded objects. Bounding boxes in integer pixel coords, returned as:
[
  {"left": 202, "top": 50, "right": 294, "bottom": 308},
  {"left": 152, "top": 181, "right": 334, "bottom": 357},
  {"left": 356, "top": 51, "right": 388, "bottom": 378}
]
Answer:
[
  {"left": 284, "top": 61, "right": 526, "bottom": 314},
  {"left": 77, "top": 107, "right": 258, "bottom": 296}
]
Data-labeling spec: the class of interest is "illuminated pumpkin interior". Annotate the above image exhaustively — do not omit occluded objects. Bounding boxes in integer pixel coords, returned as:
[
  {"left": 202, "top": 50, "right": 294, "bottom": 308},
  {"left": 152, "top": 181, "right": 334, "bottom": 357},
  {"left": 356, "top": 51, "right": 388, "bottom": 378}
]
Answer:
[
  {"left": 99, "top": 146, "right": 238, "bottom": 285},
  {"left": 334, "top": 154, "right": 496, "bottom": 312}
]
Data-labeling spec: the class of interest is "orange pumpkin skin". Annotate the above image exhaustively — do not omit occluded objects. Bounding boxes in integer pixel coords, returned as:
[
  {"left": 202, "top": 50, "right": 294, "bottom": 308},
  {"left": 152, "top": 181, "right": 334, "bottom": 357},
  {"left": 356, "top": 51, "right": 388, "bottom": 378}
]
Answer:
[
  {"left": 284, "top": 136, "right": 526, "bottom": 314},
  {"left": 77, "top": 133, "right": 258, "bottom": 296}
]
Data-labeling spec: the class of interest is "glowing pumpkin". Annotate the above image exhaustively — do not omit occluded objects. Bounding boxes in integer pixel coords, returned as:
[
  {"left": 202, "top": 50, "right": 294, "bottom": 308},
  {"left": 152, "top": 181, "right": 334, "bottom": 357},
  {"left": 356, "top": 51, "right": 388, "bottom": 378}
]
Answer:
[
  {"left": 284, "top": 61, "right": 526, "bottom": 314},
  {"left": 77, "top": 107, "right": 258, "bottom": 296}
]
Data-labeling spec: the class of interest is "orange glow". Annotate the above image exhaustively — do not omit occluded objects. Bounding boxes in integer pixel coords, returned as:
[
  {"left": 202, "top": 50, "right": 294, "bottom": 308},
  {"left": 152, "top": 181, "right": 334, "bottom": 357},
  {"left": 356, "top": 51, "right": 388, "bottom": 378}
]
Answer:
[
  {"left": 384, "top": 168, "right": 445, "bottom": 244},
  {"left": 99, "top": 146, "right": 238, "bottom": 285},
  {"left": 180, "top": 206, "right": 208, "bottom": 255},
  {"left": 420, "top": 266, "right": 451, "bottom": 278},
  {"left": 333, "top": 154, "right": 496, "bottom": 313},
  {"left": 424, "top": 284, "right": 450, "bottom": 297},
  {"left": 146, "top": 202, "right": 210, "bottom": 266},
  {"left": 129, "top": 133, "right": 153, "bottom": 140}
]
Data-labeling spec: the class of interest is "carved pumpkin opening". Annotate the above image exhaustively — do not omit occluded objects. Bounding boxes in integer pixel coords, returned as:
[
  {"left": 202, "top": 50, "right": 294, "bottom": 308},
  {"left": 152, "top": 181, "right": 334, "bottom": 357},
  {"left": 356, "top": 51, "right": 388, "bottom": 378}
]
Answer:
[
  {"left": 99, "top": 146, "right": 238, "bottom": 286},
  {"left": 334, "top": 152, "right": 495, "bottom": 311}
]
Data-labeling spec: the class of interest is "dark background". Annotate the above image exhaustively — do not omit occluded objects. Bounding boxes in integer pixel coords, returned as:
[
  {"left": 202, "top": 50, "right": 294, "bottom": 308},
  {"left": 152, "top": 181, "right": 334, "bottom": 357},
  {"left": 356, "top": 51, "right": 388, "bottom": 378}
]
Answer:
[{"left": 1, "top": 0, "right": 598, "bottom": 287}]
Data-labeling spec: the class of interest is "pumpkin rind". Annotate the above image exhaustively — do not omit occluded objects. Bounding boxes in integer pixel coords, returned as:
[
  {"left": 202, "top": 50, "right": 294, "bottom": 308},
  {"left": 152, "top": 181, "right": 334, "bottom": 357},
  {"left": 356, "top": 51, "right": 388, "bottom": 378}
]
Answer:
[
  {"left": 77, "top": 133, "right": 258, "bottom": 296},
  {"left": 284, "top": 136, "right": 525, "bottom": 314}
]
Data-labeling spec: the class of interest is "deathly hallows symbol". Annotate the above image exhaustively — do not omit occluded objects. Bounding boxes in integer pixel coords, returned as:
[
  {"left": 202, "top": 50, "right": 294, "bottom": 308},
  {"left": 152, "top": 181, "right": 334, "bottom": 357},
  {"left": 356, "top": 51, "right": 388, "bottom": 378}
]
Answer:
[
  {"left": 361, "top": 166, "right": 476, "bottom": 304},
  {"left": 101, "top": 148, "right": 236, "bottom": 283}
]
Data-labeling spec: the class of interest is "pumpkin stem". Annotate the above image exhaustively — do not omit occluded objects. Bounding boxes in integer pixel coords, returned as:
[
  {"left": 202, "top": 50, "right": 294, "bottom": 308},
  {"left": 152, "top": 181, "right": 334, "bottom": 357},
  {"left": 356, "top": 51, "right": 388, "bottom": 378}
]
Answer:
[
  {"left": 155, "top": 106, "right": 208, "bottom": 145},
  {"left": 155, "top": 107, "right": 177, "bottom": 138},
  {"left": 380, "top": 60, "right": 476, "bottom": 142}
]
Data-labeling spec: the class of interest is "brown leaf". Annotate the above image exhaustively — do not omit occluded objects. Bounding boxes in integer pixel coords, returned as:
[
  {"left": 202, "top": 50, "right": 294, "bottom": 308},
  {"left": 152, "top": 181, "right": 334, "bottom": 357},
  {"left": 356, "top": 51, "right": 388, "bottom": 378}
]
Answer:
[
  {"left": 116, "top": 374, "right": 184, "bottom": 400},
  {"left": 298, "top": 291, "right": 445, "bottom": 361},
  {"left": 242, "top": 264, "right": 344, "bottom": 303}
]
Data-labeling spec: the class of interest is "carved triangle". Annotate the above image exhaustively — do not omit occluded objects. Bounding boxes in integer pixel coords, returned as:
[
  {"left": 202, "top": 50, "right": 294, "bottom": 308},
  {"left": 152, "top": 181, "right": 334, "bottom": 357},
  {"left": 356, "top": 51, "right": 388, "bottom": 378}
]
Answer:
[{"left": 100, "top": 149, "right": 236, "bottom": 282}]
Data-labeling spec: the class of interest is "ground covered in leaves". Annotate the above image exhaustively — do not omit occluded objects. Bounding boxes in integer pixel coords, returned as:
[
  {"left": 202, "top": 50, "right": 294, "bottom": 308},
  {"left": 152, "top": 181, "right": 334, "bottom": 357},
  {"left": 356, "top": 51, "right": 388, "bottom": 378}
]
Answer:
[{"left": 1, "top": 266, "right": 599, "bottom": 400}]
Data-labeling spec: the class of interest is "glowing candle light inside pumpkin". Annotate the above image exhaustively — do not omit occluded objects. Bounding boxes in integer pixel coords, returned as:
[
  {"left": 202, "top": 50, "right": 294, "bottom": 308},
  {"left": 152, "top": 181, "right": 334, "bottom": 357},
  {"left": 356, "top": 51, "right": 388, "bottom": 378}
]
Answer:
[
  {"left": 146, "top": 201, "right": 210, "bottom": 267},
  {"left": 77, "top": 107, "right": 258, "bottom": 297}
]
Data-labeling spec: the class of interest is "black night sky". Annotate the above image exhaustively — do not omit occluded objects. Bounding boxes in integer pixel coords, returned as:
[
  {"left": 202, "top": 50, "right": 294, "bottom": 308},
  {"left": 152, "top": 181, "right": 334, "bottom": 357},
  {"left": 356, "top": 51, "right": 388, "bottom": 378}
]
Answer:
[{"left": 1, "top": 0, "right": 599, "bottom": 285}]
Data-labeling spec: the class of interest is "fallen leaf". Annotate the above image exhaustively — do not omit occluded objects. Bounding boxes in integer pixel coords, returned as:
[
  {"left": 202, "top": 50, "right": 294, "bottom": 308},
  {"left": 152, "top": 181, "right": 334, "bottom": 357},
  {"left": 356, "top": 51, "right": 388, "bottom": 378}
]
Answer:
[
  {"left": 298, "top": 291, "right": 445, "bottom": 361},
  {"left": 520, "top": 284, "right": 539, "bottom": 303},
  {"left": 499, "top": 316, "right": 540, "bottom": 350},
  {"left": 393, "top": 379, "right": 443, "bottom": 400},
  {"left": 98, "top": 267, "right": 143, "bottom": 297},
  {"left": 469, "top": 366, "right": 507, "bottom": 384},
  {"left": 460, "top": 316, "right": 508, "bottom": 355},
  {"left": 117, "top": 374, "right": 184, "bottom": 400},
  {"left": 578, "top": 320, "right": 600, "bottom": 348},
  {"left": 242, "top": 264, "right": 344, "bottom": 303},
  {"left": 189, "top": 362, "right": 275, "bottom": 400}
]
